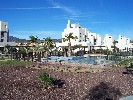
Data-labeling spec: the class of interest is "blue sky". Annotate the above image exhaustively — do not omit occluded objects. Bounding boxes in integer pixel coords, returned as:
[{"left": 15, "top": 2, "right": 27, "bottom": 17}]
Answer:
[{"left": 0, "top": 0, "right": 133, "bottom": 40}]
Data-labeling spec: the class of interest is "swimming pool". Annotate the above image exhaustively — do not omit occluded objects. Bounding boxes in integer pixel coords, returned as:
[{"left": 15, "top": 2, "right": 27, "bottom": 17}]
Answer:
[
  {"left": 67, "top": 56, "right": 106, "bottom": 64},
  {"left": 46, "top": 56, "right": 107, "bottom": 65}
]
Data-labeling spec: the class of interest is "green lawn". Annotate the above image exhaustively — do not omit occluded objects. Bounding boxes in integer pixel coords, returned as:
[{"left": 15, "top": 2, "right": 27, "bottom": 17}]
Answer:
[{"left": 0, "top": 60, "right": 33, "bottom": 66}]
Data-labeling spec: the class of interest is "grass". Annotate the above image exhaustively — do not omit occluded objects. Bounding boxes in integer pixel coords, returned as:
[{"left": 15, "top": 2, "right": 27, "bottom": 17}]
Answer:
[
  {"left": 0, "top": 60, "right": 32, "bottom": 66},
  {"left": 0, "top": 58, "right": 11, "bottom": 61}
]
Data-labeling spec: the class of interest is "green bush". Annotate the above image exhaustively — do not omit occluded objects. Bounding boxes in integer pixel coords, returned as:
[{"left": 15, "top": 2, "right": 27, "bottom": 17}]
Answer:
[{"left": 39, "top": 72, "right": 55, "bottom": 87}]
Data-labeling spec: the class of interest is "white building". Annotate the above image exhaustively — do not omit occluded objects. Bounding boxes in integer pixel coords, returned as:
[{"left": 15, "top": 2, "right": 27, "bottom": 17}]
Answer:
[
  {"left": 56, "top": 20, "right": 133, "bottom": 52},
  {"left": 62, "top": 20, "right": 89, "bottom": 46},
  {"left": 57, "top": 20, "right": 93, "bottom": 51},
  {"left": 102, "top": 34, "right": 114, "bottom": 50},
  {"left": 117, "top": 35, "right": 133, "bottom": 51},
  {"left": 0, "top": 21, "right": 16, "bottom": 49}
]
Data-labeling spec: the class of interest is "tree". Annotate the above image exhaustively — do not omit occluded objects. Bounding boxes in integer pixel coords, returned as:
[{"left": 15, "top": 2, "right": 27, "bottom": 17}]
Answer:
[
  {"left": 111, "top": 40, "right": 118, "bottom": 63},
  {"left": 28, "top": 35, "right": 38, "bottom": 62},
  {"left": 18, "top": 47, "right": 27, "bottom": 54},
  {"left": 4, "top": 44, "right": 10, "bottom": 54},
  {"left": 18, "top": 47, "right": 27, "bottom": 61},
  {"left": 111, "top": 40, "right": 118, "bottom": 54},
  {"left": 28, "top": 35, "right": 38, "bottom": 45},
  {"left": 62, "top": 46, "right": 68, "bottom": 57},
  {"left": 62, "top": 33, "right": 78, "bottom": 56},
  {"left": 10, "top": 47, "right": 18, "bottom": 60},
  {"left": 73, "top": 44, "right": 82, "bottom": 51},
  {"left": 44, "top": 37, "right": 54, "bottom": 62},
  {"left": 72, "top": 44, "right": 82, "bottom": 56}
]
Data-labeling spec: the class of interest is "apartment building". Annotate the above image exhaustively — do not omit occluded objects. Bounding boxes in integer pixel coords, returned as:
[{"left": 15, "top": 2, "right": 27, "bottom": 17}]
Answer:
[{"left": 0, "top": 21, "right": 16, "bottom": 49}]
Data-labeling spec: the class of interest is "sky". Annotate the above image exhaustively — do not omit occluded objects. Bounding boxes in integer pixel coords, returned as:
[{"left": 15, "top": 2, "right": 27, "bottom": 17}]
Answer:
[{"left": 0, "top": 0, "right": 133, "bottom": 40}]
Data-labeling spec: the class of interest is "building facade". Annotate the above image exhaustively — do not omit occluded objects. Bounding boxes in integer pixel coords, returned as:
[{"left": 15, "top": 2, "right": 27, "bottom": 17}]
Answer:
[
  {"left": 56, "top": 20, "right": 133, "bottom": 52},
  {"left": 0, "top": 21, "right": 16, "bottom": 48},
  {"left": 117, "top": 35, "right": 133, "bottom": 51}
]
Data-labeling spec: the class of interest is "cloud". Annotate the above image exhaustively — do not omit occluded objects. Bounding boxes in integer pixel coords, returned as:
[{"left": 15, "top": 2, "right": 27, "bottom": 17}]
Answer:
[
  {"left": 52, "top": 15, "right": 79, "bottom": 20},
  {"left": 1, "top": 6, "right": 61, "bottom": 10},
  {"left": 52, "top": 14, "right": 88, "bottom": 21},
  {"left": 11, "top": 30, "right": 62, "bottom": 39},
  {"left": 47, "top": 0, "right": 77, "bottom": 15},
  {"left": 88, "top": 21, "right": 110, "bottom": 24},
  {"left": 98, "top": 0, "right": 105, "bottom": 11}
]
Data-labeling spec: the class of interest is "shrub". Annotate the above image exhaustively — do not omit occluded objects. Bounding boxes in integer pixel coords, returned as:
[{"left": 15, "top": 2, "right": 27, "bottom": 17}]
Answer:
[{"left": 39, "top": 72, "right": 55, "bottom": 87}]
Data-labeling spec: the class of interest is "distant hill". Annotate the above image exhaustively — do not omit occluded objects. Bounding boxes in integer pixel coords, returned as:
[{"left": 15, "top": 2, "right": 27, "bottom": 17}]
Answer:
[
  {"left": 8, "top": 36, "right": 27, "bottom": 43},
  {"left": 52, "top": 39, "right": 61, "bottom": 42},
  {"left": 8, "top": 36, "right": 61, "bottom": 43}
]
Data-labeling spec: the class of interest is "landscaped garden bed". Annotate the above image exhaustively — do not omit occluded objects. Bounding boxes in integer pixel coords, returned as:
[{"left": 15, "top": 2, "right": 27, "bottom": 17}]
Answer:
[{"left": 0, "top": 61, "right": 133, "bottom": 100}]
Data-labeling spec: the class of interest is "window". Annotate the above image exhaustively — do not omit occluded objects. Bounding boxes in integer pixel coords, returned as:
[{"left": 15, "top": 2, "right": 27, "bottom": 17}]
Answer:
[
  {"left": 70, "top": 24, "right": 73, "bottom": 28},
  {"left": 1, "top": 32, "right": 4, "bottom": 38},
  {"left": 109, "top": 37, "right": 111, "bottom": 38},
  {"left": 80, "top": 33, "right": 82, "bottom": 37},
  {"left": 85, "top": 35, "right": 87, "bottom": 42},
  {"left": 1, "top": 39, "right": 4, "bottom": 42},
  {"left": 91, "top": 35, "right": 93, "bottom": 36},
  {"left": 5, "top": 25, "right": 7, "bottom": 28},
  {"left": 79, "top": 40, "right": 81, "bottom": 42}
]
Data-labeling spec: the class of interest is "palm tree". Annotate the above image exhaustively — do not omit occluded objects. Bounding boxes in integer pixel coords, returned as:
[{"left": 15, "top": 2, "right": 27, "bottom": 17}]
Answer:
[
  {"left": 62, "top": 33, "right": 78, "bottom": 56},
  {"left": 111, "top": 40, "right": 118, "bottom": 54},
  {"left": 111, "top": 40, "right": 118, "bottom": 63},
  {"left": 4, "top": 44, "right": 10, "bottom": 54},
  {"left": 28, "top": 35, "right": 38, "bottom": 62},
  {"left": 44, "top": 37, "right": 54, "bottom": 62},
  {"left": 72, "top": 44, "right": 82, "bottom": 56},
  {"left": 28, "top": 35, "right": 38, "bottom": 46},
  {"left": 62, "top": 46, "right": 68, "bottom": 57},
  {"left": 18, "top": 47, "right": 27, "bottom": 61}
]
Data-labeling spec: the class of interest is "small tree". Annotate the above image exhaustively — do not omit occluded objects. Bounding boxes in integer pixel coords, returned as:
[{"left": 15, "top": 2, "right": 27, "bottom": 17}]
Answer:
[
  {"left": 28, "top": 35, "right": 38, "bottom": 45},
  {"left": 72, "top": 44, "right": 82, "bottom": 55},
  {"left": 44, "top": 37, "right": 54, "bottom": 62},
  {"left": 111, "top": 40, "right": 118, "bottom": 54},
  {"left": 28, "top": 35, "right": 39, "bottom": 62},
  {"left": 62, "top": 33, "right": 78, "bottom": 56},
  {"left": 18, "top": 47, "right": 27, "bottom": 61},
  {"left": 111, "top": 40, "right": 118, "bottom": 63},
  {"left": 4, "top": 44, "right": 10, "bottom": 54}
]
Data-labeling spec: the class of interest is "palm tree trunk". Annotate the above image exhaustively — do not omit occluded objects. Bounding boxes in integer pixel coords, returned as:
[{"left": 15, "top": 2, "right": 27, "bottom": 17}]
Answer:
[
  {"left": 31, "top": 52, "right": 34, "bottom": 62},
  {"left": 46, "top": 51, "right": 49, "bottom": 62},
  {"left": 68, "top": 42, "right": 72, "bottom": 56},
  {"left": 38, "top": 52, "right": 41, "bottom": 62},
  {"left": 11, "top": 52, "right": 13, "bottom": 60}
]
